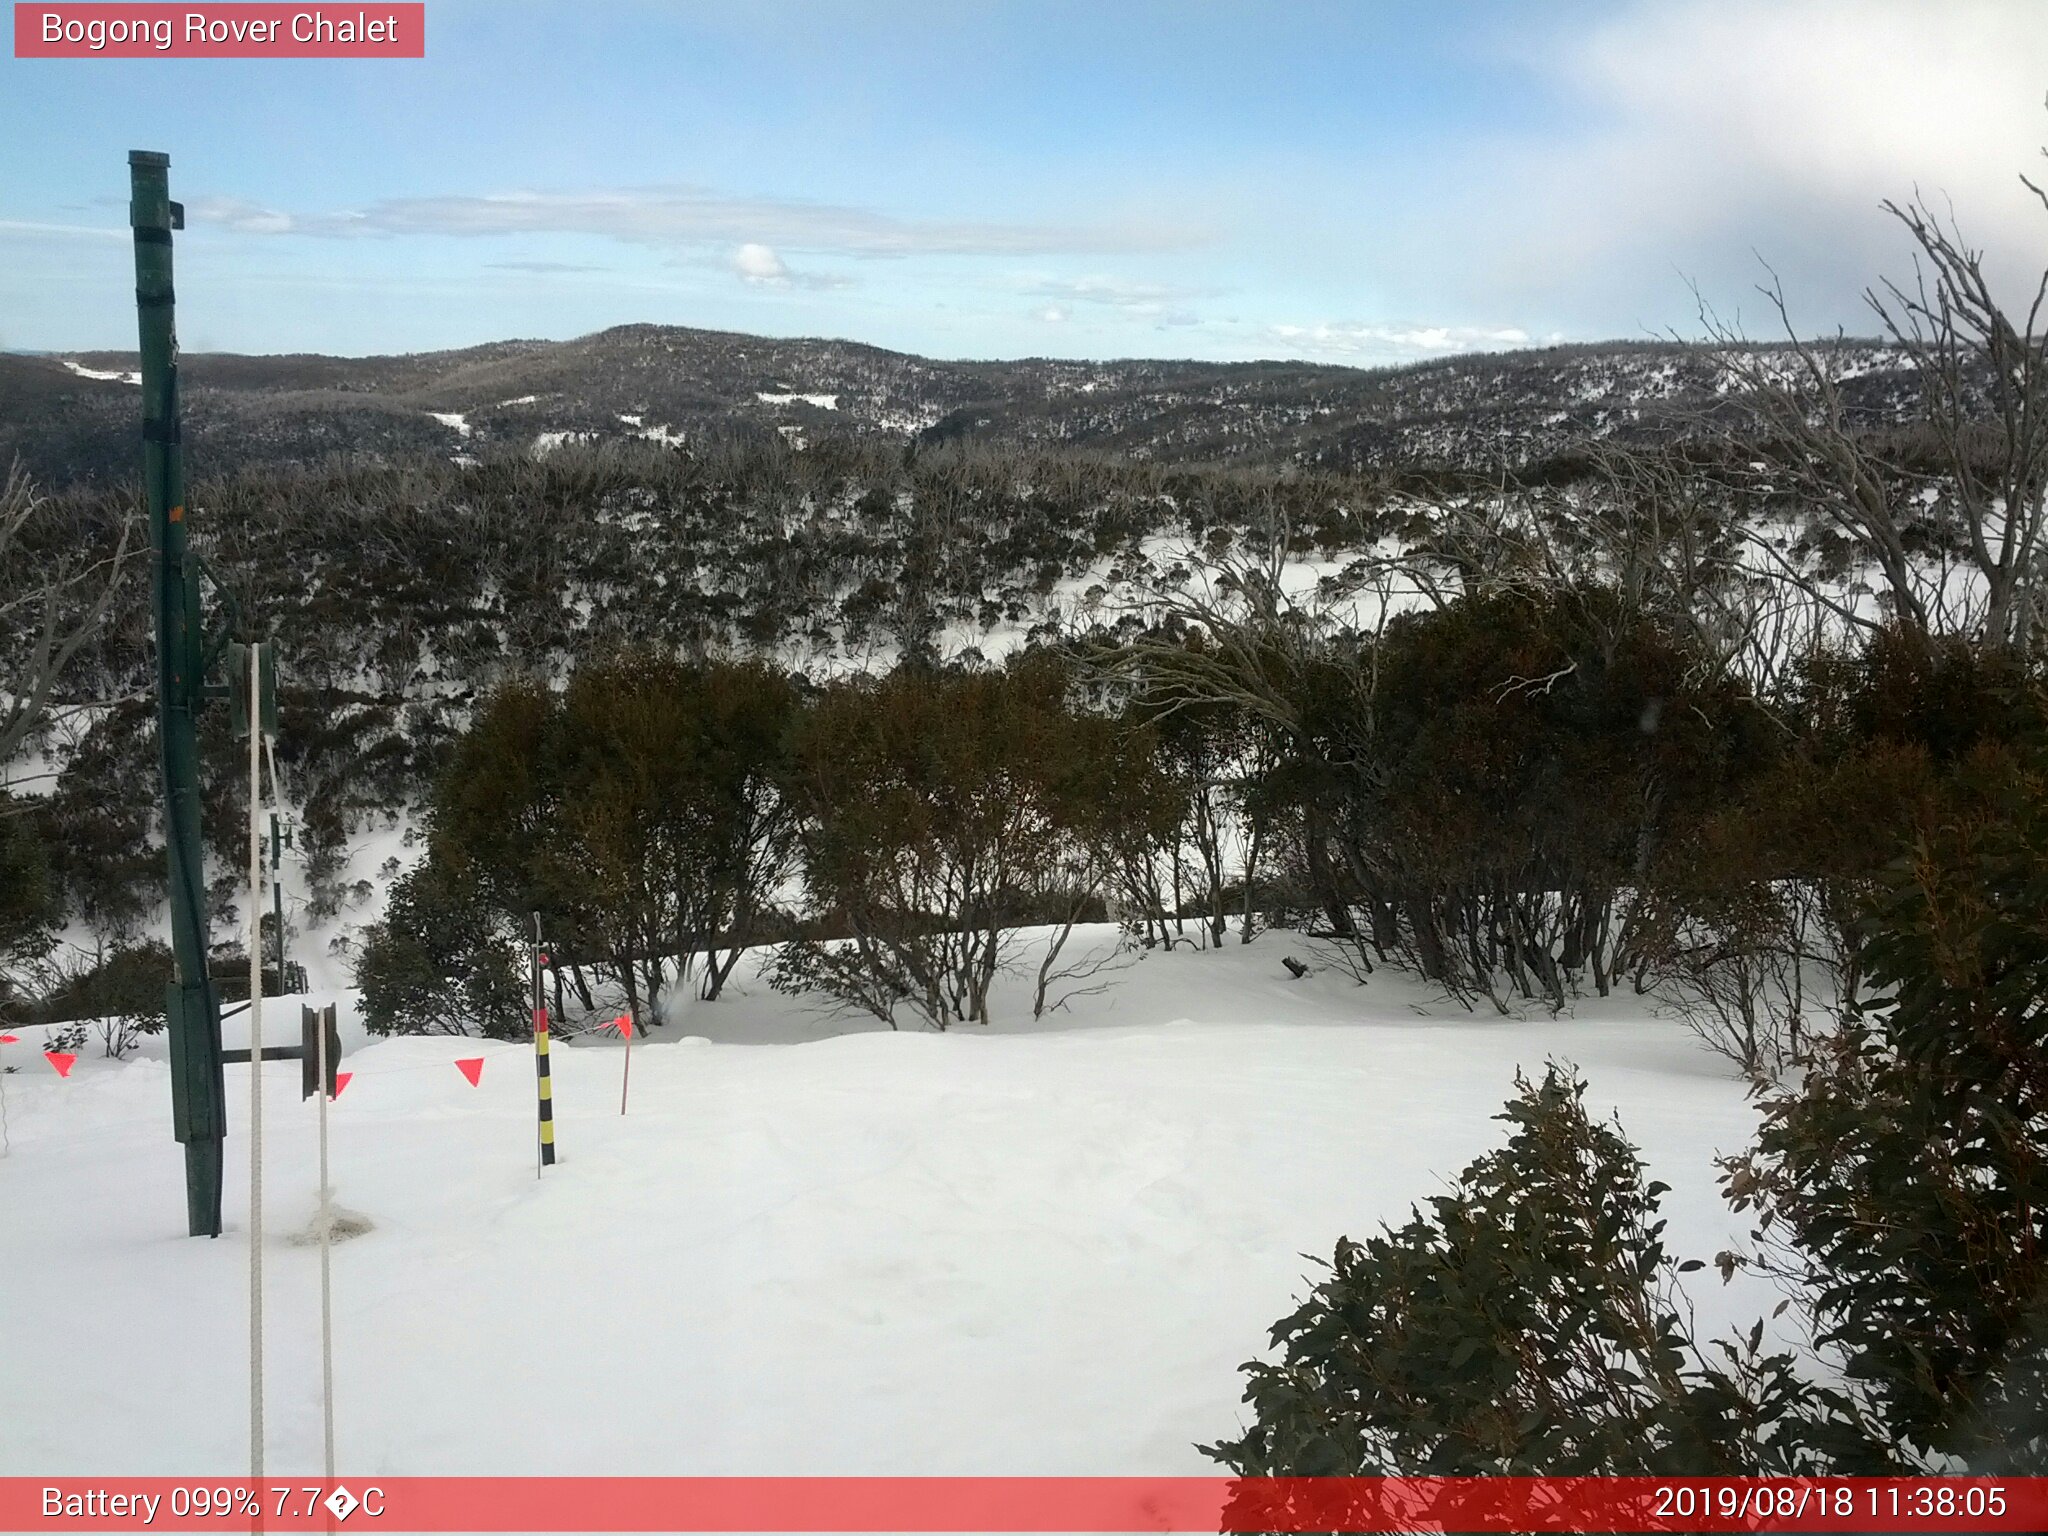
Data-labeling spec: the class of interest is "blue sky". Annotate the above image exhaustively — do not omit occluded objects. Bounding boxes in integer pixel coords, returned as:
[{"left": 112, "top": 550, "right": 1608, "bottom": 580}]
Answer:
[{"left": 3, "top": 0, "right": 2045, "bottom": 363}]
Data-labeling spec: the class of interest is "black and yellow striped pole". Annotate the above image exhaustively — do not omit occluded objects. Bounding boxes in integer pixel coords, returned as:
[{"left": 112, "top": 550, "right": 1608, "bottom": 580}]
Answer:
[{"left": 532, "top": 912, "right": 556, "bottom": 1172}]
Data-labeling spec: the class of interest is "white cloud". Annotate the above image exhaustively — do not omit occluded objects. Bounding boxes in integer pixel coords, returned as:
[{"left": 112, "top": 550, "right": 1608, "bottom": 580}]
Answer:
[
  {"left": 0, "top": 219, "right": 127, "bottom": 241},
  {"left": 486, "top": 259, "right": 606, "bottom": 275},
  {"left": 723, "top": 241, "right": 852, "bottom": 291},
  {"left": 1033, "top": 304, "right": 1069, "bottom": 323},
  {"left": 731, "top": 242, "right": 790, "bottom": 284},
  {"left": 182, "top": 185, "right": 1206, "bottom": 260},
  {"left": 1385, "top": 0, "right": 2048, "bottom": 331},
  {"left": 1564, "top": 0, "right": 2043, "bottom": 225},
  {"left": 189, "top": 197, "right": 302, "bottom": 234},
  {"left": 1266, "top": 321, "right": 1533, "bottom": 361},
  {"left": 1021, "top": 274, "right": 1208, "bottom": 327},
  {"left": 1030, "top": 275, "right": 1183, "bottom": 307}
]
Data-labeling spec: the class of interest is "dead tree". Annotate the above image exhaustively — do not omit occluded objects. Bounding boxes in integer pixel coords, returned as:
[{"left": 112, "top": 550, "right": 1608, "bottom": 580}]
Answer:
[
  {"left": 1702, "top": 189, "right": 2048, "bottom": 654},
  {"left": 0, "top": 463, "right": 135, "bottom": 769}
]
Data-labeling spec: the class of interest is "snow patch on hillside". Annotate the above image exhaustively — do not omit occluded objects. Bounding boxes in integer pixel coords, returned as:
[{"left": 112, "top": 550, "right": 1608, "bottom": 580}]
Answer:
[
  {"left": 532, "top": 430, "right": 596, "bottom": 459},
  {"left": 60, "top": 359, "right": 141, "bottom": 386},
  {"left": 620, "top": 413, "right": 686, "bottom": 448}
]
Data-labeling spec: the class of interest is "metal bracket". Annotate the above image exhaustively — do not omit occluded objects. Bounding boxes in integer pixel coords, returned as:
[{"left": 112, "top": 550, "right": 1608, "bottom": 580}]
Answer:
[{"left": 195, "top": 556, "right": 251, "bottom": 685}]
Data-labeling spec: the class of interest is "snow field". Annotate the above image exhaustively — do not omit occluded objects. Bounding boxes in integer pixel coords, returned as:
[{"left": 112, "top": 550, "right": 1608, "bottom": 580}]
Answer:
[{"left": 0, "top": 931, "right": 1779, "bottom": 1477}]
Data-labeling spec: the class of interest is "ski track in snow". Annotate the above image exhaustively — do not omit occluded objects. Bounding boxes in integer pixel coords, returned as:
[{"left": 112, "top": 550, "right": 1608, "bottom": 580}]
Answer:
[{"left": 0, "top": 929, "right": 1779, "bottom": 1476}]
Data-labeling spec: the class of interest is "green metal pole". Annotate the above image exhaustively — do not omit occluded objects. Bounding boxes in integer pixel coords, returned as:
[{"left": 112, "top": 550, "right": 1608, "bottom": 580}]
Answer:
[
  {"left": 271, "top": 813, "right": 285, "bottom": 991},
  {"left": 131, "top": 149, "right": 226, "bottom": 1238}
]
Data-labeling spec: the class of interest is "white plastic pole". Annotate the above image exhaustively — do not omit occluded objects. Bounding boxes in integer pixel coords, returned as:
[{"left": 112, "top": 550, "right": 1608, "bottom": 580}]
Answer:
[
  {"left": 247, "top": 642, "right": 265, "bottom": 1486},
  {"left": 316, "top": 1002, "right": 335, "bottom": 1479}
]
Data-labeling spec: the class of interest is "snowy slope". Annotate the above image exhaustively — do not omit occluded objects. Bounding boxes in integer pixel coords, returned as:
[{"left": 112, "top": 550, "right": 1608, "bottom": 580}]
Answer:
[{"left": 0, "top": 931, "right": 1780, "bottom": 1477}]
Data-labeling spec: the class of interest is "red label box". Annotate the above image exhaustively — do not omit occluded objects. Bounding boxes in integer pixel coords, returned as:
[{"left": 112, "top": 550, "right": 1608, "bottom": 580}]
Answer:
[
  {"left": 2, "top": 1477, "right": 2046, "bottom": 1532},
  {"left": 14, "top": 4, "right": 425, "bottom": 57}
]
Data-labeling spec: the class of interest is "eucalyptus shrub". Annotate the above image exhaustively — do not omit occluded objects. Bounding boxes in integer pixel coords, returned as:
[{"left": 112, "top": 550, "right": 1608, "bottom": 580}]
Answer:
[
  {"left": 1723, "top": 732, "right": 2048, "bottom": 1471},
  {"left": 1204, "top": 1068, "right": 1885, "bottom": 1482},
  {"left": 355, "top": 857, "right": 527, "bottom": 1040}
]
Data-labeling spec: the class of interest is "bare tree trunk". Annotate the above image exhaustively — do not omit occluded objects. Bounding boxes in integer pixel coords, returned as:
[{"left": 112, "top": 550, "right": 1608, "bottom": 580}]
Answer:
[
  {"left": 1240, "top": 813, "right": 1265, "bottom": 944},
  {"left": 0, "top": 465, "right": 136, "bottom": 764}
]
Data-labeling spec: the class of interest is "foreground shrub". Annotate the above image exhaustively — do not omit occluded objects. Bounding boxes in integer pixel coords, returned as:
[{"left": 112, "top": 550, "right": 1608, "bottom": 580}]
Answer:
[
  {"left": 1204, "top": 1068, "right": 1883, "bottom": 1479},
  {"left": 1723, "top": 736, "right": 2048, "bottom": 1471},
  {"left": 0, "top": 797, "right": 58, "bottom": 1023}
]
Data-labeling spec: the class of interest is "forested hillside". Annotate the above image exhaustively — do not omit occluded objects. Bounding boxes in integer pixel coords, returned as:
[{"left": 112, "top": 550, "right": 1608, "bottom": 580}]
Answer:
[
  {"left": 1, "top": 325, "right": 1932, "bottom": 488},
  {"left": 0, "top": 261, "right": 2031, "bottom": 1055}
]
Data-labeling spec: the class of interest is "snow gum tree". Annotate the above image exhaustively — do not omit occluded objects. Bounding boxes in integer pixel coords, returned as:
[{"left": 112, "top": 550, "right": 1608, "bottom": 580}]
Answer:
[
  {"left": 34, "top": 939, "right": 174, "bottom": 1059},
  {"left": 549, "top": 649, "right": 799, "bottom": 1017},
  {"left": 382, "top": 651, "right": 800, "bottom": 1032},
  {"left": 357, "top": 858, "right": 527, "bottom": 1040},
  {"left": 773, "top": 659, "right": 1169, "bottom": 1029},
  {"left": 0, "top": 462, "right": 134, "bottom": 765}
]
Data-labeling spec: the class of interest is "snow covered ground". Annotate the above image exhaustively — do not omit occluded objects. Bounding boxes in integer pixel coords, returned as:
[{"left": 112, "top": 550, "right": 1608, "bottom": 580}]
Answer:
[{"left": 0, "top": 930, "right": 1781, "bottom": 1478}]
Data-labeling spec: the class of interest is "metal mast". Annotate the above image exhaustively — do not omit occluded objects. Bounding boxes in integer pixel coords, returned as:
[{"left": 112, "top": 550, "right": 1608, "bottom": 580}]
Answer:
[{"left": 132, "top": 149, "right": 228, "bottom": 1237}]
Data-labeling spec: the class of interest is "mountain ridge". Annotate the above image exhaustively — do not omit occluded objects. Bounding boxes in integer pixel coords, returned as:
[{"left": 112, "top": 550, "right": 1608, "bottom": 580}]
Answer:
[{"left": 3, "top": 322, "right": 1915, "bottom": 489}]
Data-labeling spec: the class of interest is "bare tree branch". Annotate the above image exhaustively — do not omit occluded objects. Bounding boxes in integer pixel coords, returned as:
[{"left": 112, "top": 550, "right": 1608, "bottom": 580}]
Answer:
[{"left": 0, "top": 463, "right": 137, "bottom": 765}]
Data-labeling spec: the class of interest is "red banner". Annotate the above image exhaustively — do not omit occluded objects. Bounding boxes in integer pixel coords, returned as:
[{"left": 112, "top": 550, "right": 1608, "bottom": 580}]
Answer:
[
  {"left": 13, "top": 5, "right": 424, "bottom": 58},
  {"left": 0, "top": 1477, "right": 2043, "bottom": 1532}
]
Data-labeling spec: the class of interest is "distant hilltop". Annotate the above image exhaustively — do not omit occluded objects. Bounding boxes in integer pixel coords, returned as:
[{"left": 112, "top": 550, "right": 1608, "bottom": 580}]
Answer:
[{"left": 0, "top": 322, "right": 1912, "bottom": 488}]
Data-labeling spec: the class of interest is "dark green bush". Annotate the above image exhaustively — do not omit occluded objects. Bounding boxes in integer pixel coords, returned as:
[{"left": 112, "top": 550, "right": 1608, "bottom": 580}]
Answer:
[
  {"left": 355, "top": 858, "right": 527, "bottom": 1039},
  {"left": 1723, "top": 730, "right": 2048, "bottom": 1471},
  {"left": 0, "top": 797, "right": 58, "bottom": 1021},
  {"left": 1205, "top": 1067, "right": 1881, "bottom": 1480},
  {"left": 37, "top": 939, "right": 174, "bottom": 1058}
]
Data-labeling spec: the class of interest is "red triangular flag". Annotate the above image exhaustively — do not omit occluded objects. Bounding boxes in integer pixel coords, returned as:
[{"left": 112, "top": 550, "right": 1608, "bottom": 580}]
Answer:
[
  {"left": 454, "top": 1057, "right": 484, "bottom": 1087},
  {"left": 0, "top": 1033, "right": 19, "bottom": 1043},
  {"left": 332, "top": 1071, "right": 353, "bottom": 1099},
  {"left": 613, "top": 1014, "right": 632, "bottom": 1038},
  {"left": 45, "top": 1051, "right": 76, "bottom": 1078}
]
